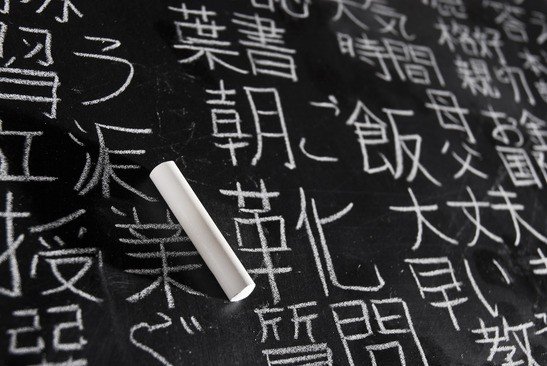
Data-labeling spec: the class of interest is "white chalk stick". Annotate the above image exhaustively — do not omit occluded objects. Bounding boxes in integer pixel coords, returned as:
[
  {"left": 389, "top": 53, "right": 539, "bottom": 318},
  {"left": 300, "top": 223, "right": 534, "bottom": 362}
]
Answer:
[{"left": 150, "top": 161, "right": 255, "bottom": 302}]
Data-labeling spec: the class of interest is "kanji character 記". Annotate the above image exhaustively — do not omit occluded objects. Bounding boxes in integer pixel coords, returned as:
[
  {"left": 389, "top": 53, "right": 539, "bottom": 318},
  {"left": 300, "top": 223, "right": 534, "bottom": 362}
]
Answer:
[
  {"left": 0, "top": 67, "right": 59, "bottom": 118},
  {"left": 496, "top": 146, "right": 542, "bottom": 188},
  {"left": 483, "top": 1, "right": 528, "bottom": 43},
  {"left": 73, "top": 123, "right": 156, "bottom": 201},
  {"left": 488, "top": 186, "right": 547, "bottom": 246},
  {"left": 425, "top": 89, "right": 476, "bottom": 143},
  {"left": 250, "top": 0, "right": 311, "bottom": 19},
  {"left": 472, "top": 318, "right": 540, "bottom": 366},
  {"left": 115, "top": 208, "right": 205, "bottom": 308},
  {"left": 405, "top": 257, "right": 468, "bottom": 331},
  {"left": 129, "top": 313, "right": 174, "bottom": 366},
  {"left": 296, "top": 188, "right": 384, "bottom": 297},
  {"left": 346, "top": 101, "right": 441, "bottom": 186},
  {"left": 454, "top": 57, "right": 500, "bottom": 98},
  {"left": 0, "top": 191, "right": 30, "bottom": 298},
  {"left": 72, "top": 36, "right": 133, "bottom": 106},
  {"left": 220, "top": 180, "right": 290, "bottom": 304},
  {"left": 7, "top": 305, "right": 88, "bottom": 364},
  {"left": 518, "top": 49, "right": 547, "bottom": 77},
  {"left": 6, "top": 309, "right": 45, "bottom": 355},
  {"left": 32, "top": 0, "right": 83, "bottom": 23},
  {"left": 495, "top": 66, "right": 536, "bottom": 106},
  {"left": 244, "top": 87, "right": 296, "bottom": 169},
  {"left": 530, "top": 248, "right": 547, "bottom": 276},
  {"left": 422, "top": 0, "right": 467, "bottom": 19},
  {"left": 29, "top": 248, "right": 103, "bottom": 303},
  {"left": 441, "top": 142, "right": 488, "bottom": 180},
  {"left": 0, "top": 123, "right": 57, "bottom": 182},
  {"left": 169, "top": 3, "right": 247, "bottom": 74},
  {"left": 48, "top": 305, "right": 87, "bottom": 352},
  {"left": 531, "top": 11, "right": 547, "bottom": 45},
  {"left": 206, "top": 80, "right": 250, "bottom": 166},
  {"left": 390, "top": 189, "right": 457, "bottom": 250},
  {"left": 233, "top": 12, "right": 297, "bottom": 81},
  {"left": 446, "top": 186, "right": 501, "bottom": 247},
  {"left": 263, "top": 344, "right": 333, "bottom": 366}
]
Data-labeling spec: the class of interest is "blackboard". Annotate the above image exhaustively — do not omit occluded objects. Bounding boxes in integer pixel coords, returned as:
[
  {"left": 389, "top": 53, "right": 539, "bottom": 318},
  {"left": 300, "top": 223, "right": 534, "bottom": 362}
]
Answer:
[{"left": 0, "top": 0, "right": 546, "bottom": 365}]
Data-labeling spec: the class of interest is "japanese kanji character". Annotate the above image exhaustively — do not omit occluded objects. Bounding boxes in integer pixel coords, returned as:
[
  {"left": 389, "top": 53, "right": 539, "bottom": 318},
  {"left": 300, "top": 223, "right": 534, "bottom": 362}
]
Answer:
[
  {"left": 34, "top": 0, "right": 83, "bottom": 23},
  {"left": 425, "top": 89, "right": 476, "bottom": 143},
  {"left": 233, "top": 12, "right": 297, "bottom": 81},
  {"left": 30, "top": 248, "right": 103, "bottom": 303},
  {"left": 115, "top": 208, "right": 205, "bottom": 308},
  {"left": 347, "top": 101, "right": 441, "bottom": 186},
  {"left": 220, "top": 180, "right": 289, "bottom": 304},
  {"left": 446, "top": 186, "right": 501, "bottom": 246},
  {"left": 497, "top": 146, "right": 542, "bottom": 188},
  {"left": 0, "top": 67, "right": 59, "bottom": 118},
  {"left": 488, "top": 186, "right": 547, "bottom": 246},
  {"left": 0, "top": 123, "right": 57, "bottom": 182},
  {"left": 245, "top": 87, "right": 296, "bottom": 169},
  {"left": 297, "top": 188, "right": 384, "bottom": 297},
  {"left": 405, "top": 257, "right": 468, "bottom": 330},
  {"left": 454, "top": 57, "right": 500, "bottom": 98},
  {"left": 169, "top": 3, "right": 247, "bottom": 74},
  {"left": 472, "top": 317, "right": 540, "bottom": 366},
  {"left": 390, "top": 188, "right": 457, "bottom": 250},
  {"left": 206, "top": 80, "right": 250, "bottom": 166},
  {"left": 74, "top": 123, "right": 156, "bottom": 201}
]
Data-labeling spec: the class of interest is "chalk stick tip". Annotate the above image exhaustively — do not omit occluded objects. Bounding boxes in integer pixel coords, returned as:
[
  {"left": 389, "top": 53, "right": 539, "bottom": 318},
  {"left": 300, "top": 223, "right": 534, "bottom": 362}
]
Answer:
[
  {"left": 150, "top": 160, "right": 177, "bottom": 179},
  {"left": 229, "top": 282, "right": 255, "bottom": 302}
]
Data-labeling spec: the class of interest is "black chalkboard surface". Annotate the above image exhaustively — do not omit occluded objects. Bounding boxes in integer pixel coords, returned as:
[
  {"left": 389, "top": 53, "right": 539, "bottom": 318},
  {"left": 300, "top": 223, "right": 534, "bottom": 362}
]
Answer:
[{"left": 0, "top": 0, "right": 546, "bottom": 365}]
